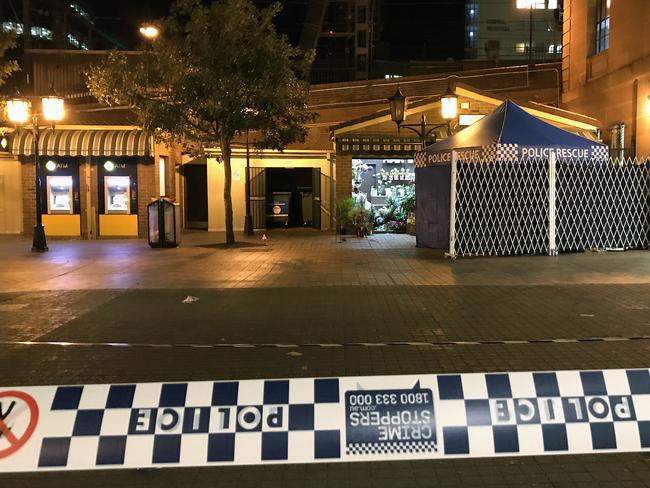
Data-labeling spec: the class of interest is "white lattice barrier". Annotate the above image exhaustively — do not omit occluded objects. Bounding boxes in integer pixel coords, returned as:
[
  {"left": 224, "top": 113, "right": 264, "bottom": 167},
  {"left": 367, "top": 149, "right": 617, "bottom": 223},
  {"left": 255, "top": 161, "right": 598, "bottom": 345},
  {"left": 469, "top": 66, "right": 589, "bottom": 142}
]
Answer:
[
  {"left": 556, "top": 158, "right": 650, "bottom": 252},
  {"left": 452, "top": 157, "right": 650, "bottom": 257},
  {"left": 454, "top": 158, "right": 549, "bottom": 257}
]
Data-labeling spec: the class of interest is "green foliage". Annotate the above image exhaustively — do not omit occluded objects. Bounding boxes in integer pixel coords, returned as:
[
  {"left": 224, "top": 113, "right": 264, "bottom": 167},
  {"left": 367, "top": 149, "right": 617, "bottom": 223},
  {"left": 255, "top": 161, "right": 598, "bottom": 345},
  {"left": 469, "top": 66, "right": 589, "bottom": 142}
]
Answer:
[
  {"left": 86, "top": 0, "right": 315, "bottom": 243},
  {"left": 0, "top": 32, "right": 19, "bottom": 88},
  {"left": 348, "top": 206, "right": 374, "bottom": 237},
  {"left": 374, "top": 185, "right": 415, "bottom": 232},
  {"left": 400, "top": 184, "right": 416, "bottom": 215},
  {"left": 336, "top": 197, "right": 355, "bottom": 227}
]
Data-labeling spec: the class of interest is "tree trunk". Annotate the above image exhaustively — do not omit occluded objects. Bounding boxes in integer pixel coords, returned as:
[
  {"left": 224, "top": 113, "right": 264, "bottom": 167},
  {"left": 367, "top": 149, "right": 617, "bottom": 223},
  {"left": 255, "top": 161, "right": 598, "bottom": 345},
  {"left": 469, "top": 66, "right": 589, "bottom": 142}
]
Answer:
[{"left": 220, "top": 136, "right": 235, "bottom": 245}]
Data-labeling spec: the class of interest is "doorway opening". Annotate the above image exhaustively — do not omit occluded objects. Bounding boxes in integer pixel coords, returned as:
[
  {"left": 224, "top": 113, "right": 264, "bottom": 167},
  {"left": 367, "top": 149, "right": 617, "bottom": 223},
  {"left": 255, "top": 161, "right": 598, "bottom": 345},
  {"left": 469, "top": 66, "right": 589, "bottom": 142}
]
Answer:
[
  {"left": 265, "top": 168, "right": 317, "bottom": 228},
  {"left": 184, "top": 163, "right": 208, "bottom": 229}
]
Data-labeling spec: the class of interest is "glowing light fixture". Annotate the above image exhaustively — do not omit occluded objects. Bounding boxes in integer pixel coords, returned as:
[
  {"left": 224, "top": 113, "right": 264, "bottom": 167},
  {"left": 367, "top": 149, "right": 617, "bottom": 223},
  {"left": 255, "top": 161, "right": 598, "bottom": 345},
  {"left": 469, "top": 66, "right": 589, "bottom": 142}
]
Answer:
[
  {"left": 6, "top": 97, "right": 30, "bottom": 124},
  {"left": 41, "top": 93, "right": 65, "bottom": 122},
  {"left": 45, "top": 160, "right": 57, "bottom": 171},
  {"left": 139, "top": 25, "right": 160, "bottom": 40},
  {"left": 41, "top": 87, "right": 65, "bottom": 123},
  {"left": 104, "top": 160, "right": 115, "bottom": 172},
  {"left": 441, "top": 86, "right": 458, "bottom": 121}
]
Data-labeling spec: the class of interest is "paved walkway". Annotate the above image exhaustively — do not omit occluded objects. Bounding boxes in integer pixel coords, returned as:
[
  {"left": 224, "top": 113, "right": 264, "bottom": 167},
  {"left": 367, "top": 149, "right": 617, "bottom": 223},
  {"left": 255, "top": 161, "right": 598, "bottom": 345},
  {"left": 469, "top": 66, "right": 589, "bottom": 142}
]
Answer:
[
  {"left": 1, "top": 230, "right": 649, "bottom": 487},
  {"left": 1, "top": 229, "right": 650, "bottom": 292}
]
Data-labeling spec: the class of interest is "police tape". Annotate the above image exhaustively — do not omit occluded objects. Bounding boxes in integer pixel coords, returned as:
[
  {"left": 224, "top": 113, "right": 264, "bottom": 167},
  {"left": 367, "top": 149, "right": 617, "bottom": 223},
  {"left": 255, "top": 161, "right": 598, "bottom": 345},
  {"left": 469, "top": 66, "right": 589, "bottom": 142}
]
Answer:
[{"left": 0, "top": 368, "right": 648, "bottom": 472}]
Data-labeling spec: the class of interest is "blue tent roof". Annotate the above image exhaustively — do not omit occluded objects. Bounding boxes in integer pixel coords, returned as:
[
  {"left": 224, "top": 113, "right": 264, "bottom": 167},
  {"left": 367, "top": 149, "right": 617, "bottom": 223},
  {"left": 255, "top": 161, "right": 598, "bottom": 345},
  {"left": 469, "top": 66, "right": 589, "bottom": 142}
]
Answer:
[{"left": 422, "top": 99, "right": 605, "bottom": 156}]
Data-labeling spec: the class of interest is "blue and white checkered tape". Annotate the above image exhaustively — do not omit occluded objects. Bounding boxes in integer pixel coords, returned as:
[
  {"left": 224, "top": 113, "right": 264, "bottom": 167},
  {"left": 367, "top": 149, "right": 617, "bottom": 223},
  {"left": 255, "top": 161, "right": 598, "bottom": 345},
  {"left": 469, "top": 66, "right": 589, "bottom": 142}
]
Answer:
[{"left": 0, "top": 368, "right": 648, "bottom": 472}]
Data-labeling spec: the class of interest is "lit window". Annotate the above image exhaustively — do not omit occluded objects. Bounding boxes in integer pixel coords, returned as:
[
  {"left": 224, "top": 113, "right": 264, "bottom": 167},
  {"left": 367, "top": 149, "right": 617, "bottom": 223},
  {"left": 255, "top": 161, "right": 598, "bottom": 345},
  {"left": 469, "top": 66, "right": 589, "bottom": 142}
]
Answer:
[
  {"left": 516, "top": 42, "right": 526, "bottom": 53},
  {"left": 70, "top": 3, "right": 94, "bottom": 24},
  {"left": 2, "top": 22, "right": 23, "bottom": 34},
  {"left": 67, "top": 33, "right": 89, "bottom": 50},
  {"left": 31, "top": 26, "right": 53, "bottom": 40},
  {"left": 516, "top": 0, "right": 555, "bottom": 9},
  {"left": 159, "top": 157, "right": 167, "bottom": 196},
  {"left": 595, "top": 0, "right": 610, "bottom": 53},
  {"left": 459, "top": 114, "right": 485, "bottom": 127}
]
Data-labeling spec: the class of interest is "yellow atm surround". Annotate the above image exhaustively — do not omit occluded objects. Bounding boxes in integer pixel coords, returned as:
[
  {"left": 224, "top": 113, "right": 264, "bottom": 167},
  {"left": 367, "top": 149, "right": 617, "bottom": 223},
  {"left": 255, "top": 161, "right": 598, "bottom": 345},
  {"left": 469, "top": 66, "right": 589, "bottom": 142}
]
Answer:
[
  {"left": 99, "top": 214, "right": 139, "bottom": 237},
  {"left": 42, "top": 215, "right": 81, "bottom": 236}
]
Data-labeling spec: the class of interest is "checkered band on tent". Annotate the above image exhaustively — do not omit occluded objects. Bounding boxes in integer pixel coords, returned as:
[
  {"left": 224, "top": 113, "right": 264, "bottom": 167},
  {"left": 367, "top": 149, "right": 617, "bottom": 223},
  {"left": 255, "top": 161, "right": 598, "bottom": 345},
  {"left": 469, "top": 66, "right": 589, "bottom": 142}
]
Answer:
[
  {"left": 454, "top": 158, "right": 550, "bottom": 256},
  {"left": 591, "top": 145, "right": 610, "bottom": 161},
  {"left": 556, "top": 158, "right": 650, "bottom": 252},
  {"left": 479, "top": 145, "right": 498, "bottom": 162},
  {"left": 346, "top": 441, "right": 436, "bottom": 455},
  {"left": 496, "top": 144, "right": 519, "bottom": 162},
  {"left": 414, "top": 151, "right": 428, "bottom": 168}
]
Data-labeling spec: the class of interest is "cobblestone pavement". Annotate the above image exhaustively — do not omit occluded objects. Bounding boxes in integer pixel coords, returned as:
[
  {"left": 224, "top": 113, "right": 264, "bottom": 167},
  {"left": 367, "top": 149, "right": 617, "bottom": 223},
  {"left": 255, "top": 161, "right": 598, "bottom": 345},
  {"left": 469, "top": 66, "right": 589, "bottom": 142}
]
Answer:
[{"left": 1, "top": 230, "right": 649, "bottom": 487}]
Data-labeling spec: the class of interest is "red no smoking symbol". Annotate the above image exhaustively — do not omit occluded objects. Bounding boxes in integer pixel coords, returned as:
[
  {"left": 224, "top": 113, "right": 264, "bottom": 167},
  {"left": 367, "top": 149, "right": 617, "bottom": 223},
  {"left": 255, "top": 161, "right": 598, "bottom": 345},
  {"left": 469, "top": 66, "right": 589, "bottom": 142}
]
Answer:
[{"left": 0, "top": 391, "right": 39, "bottom": 459}]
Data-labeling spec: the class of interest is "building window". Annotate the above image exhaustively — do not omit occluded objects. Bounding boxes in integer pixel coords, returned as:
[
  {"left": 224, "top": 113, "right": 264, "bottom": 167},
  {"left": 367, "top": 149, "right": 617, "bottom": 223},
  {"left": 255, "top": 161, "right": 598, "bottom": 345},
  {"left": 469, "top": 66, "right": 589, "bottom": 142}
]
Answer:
[
  {"left": 609, "top": 123, "right": 625, "bottom": 160},
  {"left": 516, "top": 42, "right": 527, "bottom": 54},
  {"left": 159, "top": 157, "right": 167, "bottom": 197},
  {"left": 67, "top": 33, "right": 89, "bottom": 50},
  {"left": 595, "top": 0, "right": 610, "bottom": 54}
]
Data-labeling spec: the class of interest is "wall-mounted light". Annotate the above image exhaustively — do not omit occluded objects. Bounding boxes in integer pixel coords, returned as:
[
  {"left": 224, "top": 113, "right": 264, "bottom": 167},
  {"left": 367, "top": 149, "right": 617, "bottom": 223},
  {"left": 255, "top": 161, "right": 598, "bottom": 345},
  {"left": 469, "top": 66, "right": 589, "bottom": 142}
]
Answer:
[
  {"left": 646, "top": 95, "right": 650, "bottom": 117},
  {"left": 104, "top": 160, "right": 115, "bottom": 172},
  {"left": 45, "top": 160, "right": 56, "bottom": 171}
]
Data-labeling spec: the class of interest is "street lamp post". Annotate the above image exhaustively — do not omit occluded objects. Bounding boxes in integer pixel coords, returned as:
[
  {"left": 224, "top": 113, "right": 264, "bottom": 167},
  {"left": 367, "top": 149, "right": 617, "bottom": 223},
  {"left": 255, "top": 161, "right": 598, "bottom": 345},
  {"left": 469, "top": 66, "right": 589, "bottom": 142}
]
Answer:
[
  {"left": 7, "top": 89, "right": 65, "bottom": 252},
  {"left": 387, "top": 84, "right": 458, "bottom": 147},
  {"left": 517, "top": 0, "right": 535, "bottom": 69},
  {"left": 244, "top": 129, "right": 254, "bottom": 236}
]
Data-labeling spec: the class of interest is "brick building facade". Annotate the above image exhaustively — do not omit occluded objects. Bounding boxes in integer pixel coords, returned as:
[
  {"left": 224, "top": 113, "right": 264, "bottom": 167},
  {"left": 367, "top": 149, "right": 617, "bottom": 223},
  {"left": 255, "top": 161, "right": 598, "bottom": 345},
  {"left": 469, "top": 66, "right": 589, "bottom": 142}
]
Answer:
[
  {"left": 1, "top": 50, "right": 603, "bottom": 238},
  {"left": 562, "top": 0, "right": 650, "bottom": 158}
]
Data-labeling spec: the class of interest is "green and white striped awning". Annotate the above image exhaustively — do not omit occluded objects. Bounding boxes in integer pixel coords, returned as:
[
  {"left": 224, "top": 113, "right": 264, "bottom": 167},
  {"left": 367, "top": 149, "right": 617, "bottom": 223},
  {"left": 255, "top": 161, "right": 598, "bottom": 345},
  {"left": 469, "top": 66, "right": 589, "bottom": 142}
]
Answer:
[{"left": 11, "top": 129, "right": 151, "bottom": 157}]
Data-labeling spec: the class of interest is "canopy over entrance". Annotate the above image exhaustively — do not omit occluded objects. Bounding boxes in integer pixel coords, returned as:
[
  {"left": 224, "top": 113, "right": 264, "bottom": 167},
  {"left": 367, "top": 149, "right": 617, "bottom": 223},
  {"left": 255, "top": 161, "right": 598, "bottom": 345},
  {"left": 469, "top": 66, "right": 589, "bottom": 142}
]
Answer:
[
  {"left": 415, "top": 100, "right": 608, "bottom": 167},
  {"left": 11, "top": 129, "right": 151, "bottom": 157}
]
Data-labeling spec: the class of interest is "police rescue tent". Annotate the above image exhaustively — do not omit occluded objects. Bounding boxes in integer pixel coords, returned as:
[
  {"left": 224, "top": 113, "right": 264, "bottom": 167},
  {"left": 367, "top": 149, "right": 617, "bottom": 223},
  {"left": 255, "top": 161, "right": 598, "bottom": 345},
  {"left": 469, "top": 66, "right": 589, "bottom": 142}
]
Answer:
[{"left": 413, "top": 99, "right": 608, "bottom": 250}]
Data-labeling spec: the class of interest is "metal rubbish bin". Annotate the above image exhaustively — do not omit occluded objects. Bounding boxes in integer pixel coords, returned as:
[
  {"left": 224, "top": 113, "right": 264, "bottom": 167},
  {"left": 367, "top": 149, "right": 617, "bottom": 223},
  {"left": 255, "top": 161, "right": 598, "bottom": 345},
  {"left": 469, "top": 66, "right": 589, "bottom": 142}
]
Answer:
[
  {"left": 266, "top": 192, "right": 291, "bottom": 226},
  {"left": 148, "top": 197, "right": 182, "bottom": 248},
  {"left": 301, "top": 192, "right": 313, "bottom": 225}
]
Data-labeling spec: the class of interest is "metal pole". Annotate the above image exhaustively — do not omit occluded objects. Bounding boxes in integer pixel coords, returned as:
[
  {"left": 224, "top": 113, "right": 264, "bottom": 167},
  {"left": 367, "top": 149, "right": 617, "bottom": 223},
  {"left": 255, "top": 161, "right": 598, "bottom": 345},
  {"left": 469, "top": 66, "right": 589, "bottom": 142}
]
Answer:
[
  {"left": 528, "top": 6, "right": 534, "bottom": 70},
  {"left": 244, "top": 130, "right": 254, "bottom": 236},
  {"left": 547, "top": 151, "right": 557, "bottom": 256},
  {"left": 420, "top": 114, "right": 427, "bottom": 148},
  {"left": 31, "top": 116, "right": 47, "bottom": 252},
  {"left": 447, "top": 150, "right": 458, "bottom": 259}
]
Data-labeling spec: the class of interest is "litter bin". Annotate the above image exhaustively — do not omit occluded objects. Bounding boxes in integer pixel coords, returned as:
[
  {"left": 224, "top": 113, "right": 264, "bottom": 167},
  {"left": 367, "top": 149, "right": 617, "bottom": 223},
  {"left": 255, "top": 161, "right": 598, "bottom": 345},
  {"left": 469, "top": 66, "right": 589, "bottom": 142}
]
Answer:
[
  {"left": 266, "top": 192, "right": 291, "bottom": 226},
  {"left": 301, "top": 192, "right": 313, "bottom": 225},
  {"left": 148, "top": 197, "right": 182, "bottom": 248}
]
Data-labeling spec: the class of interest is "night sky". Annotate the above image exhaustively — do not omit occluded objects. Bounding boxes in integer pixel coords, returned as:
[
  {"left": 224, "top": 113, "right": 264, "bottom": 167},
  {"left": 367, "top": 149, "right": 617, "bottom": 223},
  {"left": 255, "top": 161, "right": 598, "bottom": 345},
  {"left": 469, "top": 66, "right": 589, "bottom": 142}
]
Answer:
[{"left": 87, "top": 0, "right": 465, "bottom": 61}]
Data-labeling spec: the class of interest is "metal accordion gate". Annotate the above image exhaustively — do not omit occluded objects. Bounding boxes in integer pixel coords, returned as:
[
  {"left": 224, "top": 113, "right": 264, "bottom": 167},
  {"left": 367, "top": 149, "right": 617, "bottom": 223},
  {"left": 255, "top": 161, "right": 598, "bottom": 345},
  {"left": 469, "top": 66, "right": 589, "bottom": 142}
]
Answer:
[{"left": 451, "top": 155, "right": 650, "bottom": 257}]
